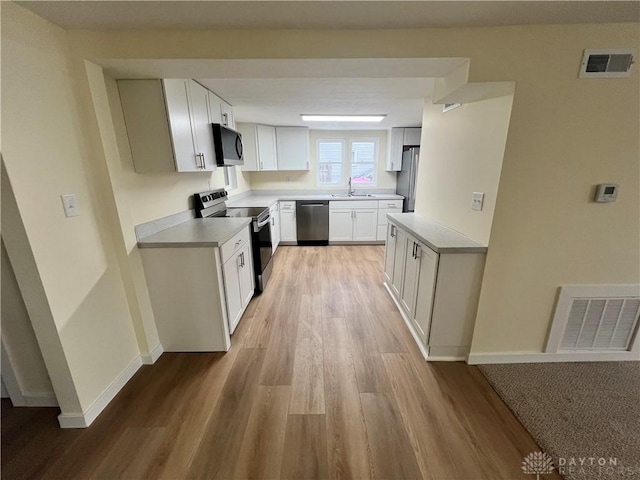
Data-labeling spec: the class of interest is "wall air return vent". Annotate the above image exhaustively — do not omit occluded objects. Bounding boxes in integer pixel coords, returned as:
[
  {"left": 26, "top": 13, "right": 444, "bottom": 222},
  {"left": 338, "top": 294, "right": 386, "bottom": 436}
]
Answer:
[
  {"left": 579, "top": 49, "right": 636, "bottom": 78},
  {"left": 546, "top": 285, "right": 640, "bottom": 353}
]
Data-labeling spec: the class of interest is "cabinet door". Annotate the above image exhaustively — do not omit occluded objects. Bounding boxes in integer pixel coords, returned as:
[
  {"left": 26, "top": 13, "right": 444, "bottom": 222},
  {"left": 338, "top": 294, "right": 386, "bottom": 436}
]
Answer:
[
  {"left": 222, "top": 252, "right": 243, "bottom": 334},
  {"left": 275, "top": 127, "right": 310, "bottom": 171},
  {"left": 391, "top": 226, "right": 406, "bottom": 298},
  {"left": 352, "top": 208, "right": 378, "bottom": 241},
  {"left": 238, "top": 242, "right": 255, "bottom": 310},
  {"left": 280, "top": 207, "right": 297, "bottom": 242},
  {"left": 386, "top": 128, "right": 404, "bottom": 171},
  {"left": 329, "top": 209, "right": 353, "bottom": 242},
  {"left": 270, "top": 204, "right": 281, "bottom": 253},
  {"left": 400, "top": 235, "right": 420, "bottom": 315},
  {"left": 412, "top": 244, "right": 438, "bottom": 343},
  {"left": 256, "top": 125, "right": 278, "bottom": 171},
  {"left": 163, "top": 79, "right": 199, "bottom": 172},
  {"left": 403, "top": 127, "right": 421, "bottom": 146},
  {"left": 207, "top": 90, "right": 223, "bottom": 125},
  {"left": 188, "top": 81, "right": 216, "bottom": 171},
  {"left": 236, "top": 123, "right": 259, "bottom": 171},
  {"left": 220, "top": 102, "right": 235, "bottom": 129},
  {"left": 384, "top": 223, "right": 397, "bottom": 284}
]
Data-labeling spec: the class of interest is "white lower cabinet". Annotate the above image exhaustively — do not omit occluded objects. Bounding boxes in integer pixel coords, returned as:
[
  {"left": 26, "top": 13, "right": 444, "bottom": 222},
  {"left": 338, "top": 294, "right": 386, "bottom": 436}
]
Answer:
[
  {"left": 279, "top": 201, "right": 297, "bottom": 243},
  {"left": 329, "top": 201, "right": 378, "bottom": 242},
  {"left": 139, "top": 225, "right": 255, "bottom": 352},
  {"left": 384, "top": 219, "right": 485, "bottom": 360},
  {"left": 222, "top": 239, "right": 254, "bottom": 334},
  {"left": 270, "top": 203, "right": 281, "bottom": 253}
]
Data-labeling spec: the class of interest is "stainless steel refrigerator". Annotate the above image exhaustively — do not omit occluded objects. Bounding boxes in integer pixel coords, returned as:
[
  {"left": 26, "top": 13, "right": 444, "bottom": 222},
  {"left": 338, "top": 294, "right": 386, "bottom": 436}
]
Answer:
[{"left": 396, "top": 147, "right": 419, "bottom": 212}]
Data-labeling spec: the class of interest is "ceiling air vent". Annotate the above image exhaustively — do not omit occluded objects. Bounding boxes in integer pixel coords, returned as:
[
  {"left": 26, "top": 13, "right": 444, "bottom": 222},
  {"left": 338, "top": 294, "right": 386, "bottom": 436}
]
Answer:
[{"left": 579, "top": 49, "right": 636, "bottom": 78}]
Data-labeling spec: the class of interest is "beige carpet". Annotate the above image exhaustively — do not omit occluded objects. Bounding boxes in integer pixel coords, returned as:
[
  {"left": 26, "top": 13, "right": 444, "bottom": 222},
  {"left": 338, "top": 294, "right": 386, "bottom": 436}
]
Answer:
[{"left": 479, "top": 362, "right": 640, "bottom": 480}]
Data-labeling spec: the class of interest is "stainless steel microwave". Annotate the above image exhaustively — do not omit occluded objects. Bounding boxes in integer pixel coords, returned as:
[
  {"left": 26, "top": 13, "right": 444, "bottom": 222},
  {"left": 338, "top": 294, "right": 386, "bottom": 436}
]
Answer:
[{"left": 212, "top": 124, "right": 244, "bottom": 166}]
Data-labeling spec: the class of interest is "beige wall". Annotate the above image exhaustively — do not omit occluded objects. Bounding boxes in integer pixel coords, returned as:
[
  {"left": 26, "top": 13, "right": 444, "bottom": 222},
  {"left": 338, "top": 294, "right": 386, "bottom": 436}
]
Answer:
[
  {"left": 1, "top": 241, "right": 54, "bottom": 398},
  {"left": 2, "top": 3, "right": 140, "bottom": 414},
  {"left": 247, "top": 129, "right": 396, "bottom": 191},
  {"left": 414, "top": 94, "right": 514, "bottom": 245}
]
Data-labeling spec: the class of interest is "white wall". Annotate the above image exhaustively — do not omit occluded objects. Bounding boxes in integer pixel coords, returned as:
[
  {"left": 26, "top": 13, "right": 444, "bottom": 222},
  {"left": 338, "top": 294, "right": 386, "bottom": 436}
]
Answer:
[
  {"left": 247, "top": 129, "right": 396, "bottom": 191},
  {"left": 414, "top": 95, "right": 514, "bottom": 245}
]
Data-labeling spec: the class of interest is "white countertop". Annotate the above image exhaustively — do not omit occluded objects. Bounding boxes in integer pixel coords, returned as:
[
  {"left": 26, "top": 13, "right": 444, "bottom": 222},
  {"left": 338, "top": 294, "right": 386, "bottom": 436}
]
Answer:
[
  {"left": 228, "top": 192, "right": 404, "bottom": 208},
  {"left": 387, "top": 213, "right": 487, "bottom": 254},
  {"left": 137, "top": 217, "right": 252, "bottom": 248}
]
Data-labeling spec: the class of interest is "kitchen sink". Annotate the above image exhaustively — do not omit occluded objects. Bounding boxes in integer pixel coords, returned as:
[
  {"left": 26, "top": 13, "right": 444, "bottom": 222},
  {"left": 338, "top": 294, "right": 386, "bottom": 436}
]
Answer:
[{"left": 330, "top": 193, "right": 375, "bottom": 198}]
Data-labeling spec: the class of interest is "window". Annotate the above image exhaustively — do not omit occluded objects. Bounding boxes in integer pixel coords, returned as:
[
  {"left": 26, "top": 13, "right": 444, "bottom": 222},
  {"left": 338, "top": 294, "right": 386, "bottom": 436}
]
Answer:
[
  {"left": 317, "top": 137, "right": 378, "bottom": 187},
  {"left": 350, "top": 140, "right": 377, "bottom": 186},
  {"left": 317, "top": 140, "right": 345, "bottom": 186}
]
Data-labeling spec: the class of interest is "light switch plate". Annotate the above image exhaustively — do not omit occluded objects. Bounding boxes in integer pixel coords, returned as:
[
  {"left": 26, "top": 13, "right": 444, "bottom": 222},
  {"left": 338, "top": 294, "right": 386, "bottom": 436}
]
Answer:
[
  {"left": 471, "top": 192, "right": 484, "bottom": 211},
  {"left": 61, "top": 194, "right": 80, "bottom": 217}
]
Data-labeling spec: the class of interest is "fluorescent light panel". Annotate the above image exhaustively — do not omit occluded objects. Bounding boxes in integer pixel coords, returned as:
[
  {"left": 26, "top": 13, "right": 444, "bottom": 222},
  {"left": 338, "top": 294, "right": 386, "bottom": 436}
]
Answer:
[{"left": 301, "top": 114, "right": 386, "bottom": 122}]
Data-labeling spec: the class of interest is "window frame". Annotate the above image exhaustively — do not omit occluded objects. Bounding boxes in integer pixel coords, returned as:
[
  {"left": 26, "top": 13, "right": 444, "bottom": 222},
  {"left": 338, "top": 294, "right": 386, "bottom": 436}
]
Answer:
[
  {"left": 348, "top": 137, "right": 378, "bottom": 188},
  {"left": 316, "top": 136, "right": 379, "bottom": 188},
  {"left": 316, "top": 138, "right": 347, "bottom": 187}
]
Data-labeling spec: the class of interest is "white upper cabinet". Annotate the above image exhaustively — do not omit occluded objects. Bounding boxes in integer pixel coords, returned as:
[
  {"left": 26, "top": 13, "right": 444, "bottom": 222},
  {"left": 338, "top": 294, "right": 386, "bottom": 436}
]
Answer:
[
  {"left": 256, "top": 125, "right": 278, "bottom": 170},
  {"left": 206, "top": 90, "right": 223, "bottom": 125},
  {"left": 220, "top": 102, "right": 235, "bottom": 130},
  {"left": 238, "top": 123, "right": 278, "bottom": 171},
  {"left": 386, "top": 127, "right": 421, "bottom": 172},
  {"left": 117, "top": 78, "right": 233, "bottom": 173},
  {"left": 403, "top": 127, "right": 422, "bottom": 146},
  {"left": 275, "top": 127, "right": 310, "bottom": 171},
  {"left": 187, "top": 80, "right": 217, "bottom": 171},
  {"left": 387, "top": 128, "right": 405, "bottom": 171}
]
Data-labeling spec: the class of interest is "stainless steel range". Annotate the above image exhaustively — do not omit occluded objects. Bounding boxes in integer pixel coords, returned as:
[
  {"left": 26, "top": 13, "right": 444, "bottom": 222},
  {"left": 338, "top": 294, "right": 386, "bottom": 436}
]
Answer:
[{"left": 194, "top": 189, "right": 273, "bottom": 293}]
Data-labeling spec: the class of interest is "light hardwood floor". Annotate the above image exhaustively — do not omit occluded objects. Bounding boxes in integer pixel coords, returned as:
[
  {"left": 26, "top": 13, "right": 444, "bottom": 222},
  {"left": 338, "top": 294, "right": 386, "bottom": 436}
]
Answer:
[{"left": 1, "top": 246, "right": 558, "bottom": 479}]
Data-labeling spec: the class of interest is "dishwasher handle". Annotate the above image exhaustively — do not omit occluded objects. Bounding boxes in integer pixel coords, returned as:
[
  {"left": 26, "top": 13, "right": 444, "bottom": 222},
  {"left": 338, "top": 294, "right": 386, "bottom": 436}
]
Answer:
[{"left": 299, "top": 203, "right": 326, "bottom": 207}]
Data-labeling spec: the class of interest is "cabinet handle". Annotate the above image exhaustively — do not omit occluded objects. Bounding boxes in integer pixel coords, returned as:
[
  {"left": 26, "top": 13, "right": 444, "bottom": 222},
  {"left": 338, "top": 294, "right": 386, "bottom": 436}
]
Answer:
[
  {"left": 388, "top": 203, "right": 396, "bottom": 208},
  {"left": 390, "top": 225, "right": 395, "bottom": 238},
  {"left": 271, "top": 218, "right": 275, "bottom": 226},
  {"left": 222, "top": 113, "right": 228, "bottom": 126},
  {"left": 260, "top": 161, "right": 264, "bottom": 170},
  {"left": 239, "top": 252, "right": 244, "bottom": 268},
  {"left": 235, "top": 239, "right": 242, "bottom": 249},
  {"left": 306, "top": 161, "right": 309, "bottom": 170}
]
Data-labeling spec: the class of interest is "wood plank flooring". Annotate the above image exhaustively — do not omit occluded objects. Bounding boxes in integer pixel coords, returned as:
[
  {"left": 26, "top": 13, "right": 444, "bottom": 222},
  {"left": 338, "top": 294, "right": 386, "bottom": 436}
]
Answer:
[{"left": 1, "top": 246, "right": 559, "bottom": 480}]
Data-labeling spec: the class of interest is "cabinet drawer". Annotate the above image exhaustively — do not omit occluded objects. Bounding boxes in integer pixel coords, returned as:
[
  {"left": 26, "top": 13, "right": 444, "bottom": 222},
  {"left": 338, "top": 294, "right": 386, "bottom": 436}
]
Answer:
[
  {"left": 330, "top": 200, "right": 377, "bottom": 209},
  {"left": 280, "top": 201, "right": 296, "bottom": 210},
  {"left": 220, "top": 226, "right": 250, "bottom": 264},
  {"left": 377, "top": 199, "right": 403, "bottom": 210}
]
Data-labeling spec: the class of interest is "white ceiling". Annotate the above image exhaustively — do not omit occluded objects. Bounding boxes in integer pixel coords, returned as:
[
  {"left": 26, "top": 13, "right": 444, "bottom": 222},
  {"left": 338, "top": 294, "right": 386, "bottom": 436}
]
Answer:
[{"left": 17, "top": 1, "right": 640, "bottom": 30}]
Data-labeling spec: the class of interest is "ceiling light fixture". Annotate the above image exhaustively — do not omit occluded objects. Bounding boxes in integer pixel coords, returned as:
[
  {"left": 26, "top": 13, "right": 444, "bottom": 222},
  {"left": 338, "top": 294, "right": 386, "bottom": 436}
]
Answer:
[{"left": 300, "top": 114, "right": 386, "bottom": 123}]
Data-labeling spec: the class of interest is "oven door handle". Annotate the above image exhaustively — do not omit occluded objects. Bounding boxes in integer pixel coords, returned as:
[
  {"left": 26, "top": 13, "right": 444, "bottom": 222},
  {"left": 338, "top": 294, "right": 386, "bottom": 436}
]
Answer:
[{"left": 256, "top": 216, "right": 271, "bottom": 228}]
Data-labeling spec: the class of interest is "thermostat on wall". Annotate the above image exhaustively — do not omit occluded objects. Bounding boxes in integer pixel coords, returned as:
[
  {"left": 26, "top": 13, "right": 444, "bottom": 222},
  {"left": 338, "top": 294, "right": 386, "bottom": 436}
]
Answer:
[{"left": 595, "top": 184, "right": 619, "bottom": 203}]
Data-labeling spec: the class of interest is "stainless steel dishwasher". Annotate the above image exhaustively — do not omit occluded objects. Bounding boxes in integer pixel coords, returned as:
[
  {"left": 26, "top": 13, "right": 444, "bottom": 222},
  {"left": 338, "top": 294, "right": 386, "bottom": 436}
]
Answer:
[{"left": 296, "top": 200, "right": 329, "bottom": 246}]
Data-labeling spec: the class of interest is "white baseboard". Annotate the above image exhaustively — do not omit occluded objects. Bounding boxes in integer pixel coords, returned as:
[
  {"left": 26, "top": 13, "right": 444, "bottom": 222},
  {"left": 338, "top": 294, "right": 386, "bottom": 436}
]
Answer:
[
  {"left": 467, "top": 350, "right": 640, "bottom": 365},
  {"left": 141, "top": 343, "right": 164, "bottom": 365},
  {"left": 58, "top": 355, "right": 142, "bottom": 428}
]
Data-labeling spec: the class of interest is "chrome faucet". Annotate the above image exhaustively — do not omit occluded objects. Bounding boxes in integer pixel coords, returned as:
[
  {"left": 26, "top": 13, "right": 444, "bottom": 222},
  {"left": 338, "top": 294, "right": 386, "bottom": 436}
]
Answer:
[{"left": 348, "top": 177, "right": 355, "bottom": 196}]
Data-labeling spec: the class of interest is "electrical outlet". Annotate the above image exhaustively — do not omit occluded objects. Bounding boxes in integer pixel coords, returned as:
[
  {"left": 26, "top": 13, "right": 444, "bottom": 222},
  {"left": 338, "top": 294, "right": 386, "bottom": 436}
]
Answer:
[
  {"left": 471, "top": 192, "right": 484, "bottom": 211},
  {"left": 61, "top": 194, "right": 80, "bottom": 217}
]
